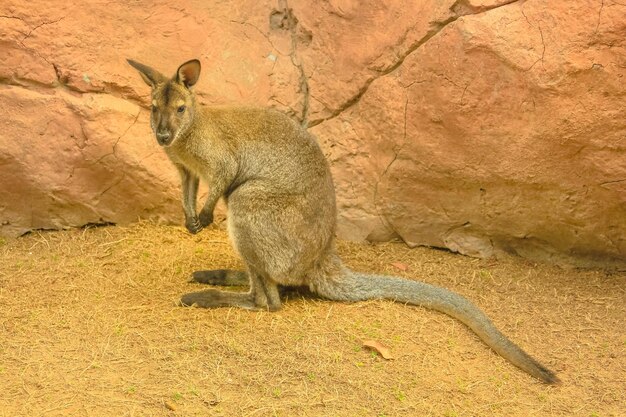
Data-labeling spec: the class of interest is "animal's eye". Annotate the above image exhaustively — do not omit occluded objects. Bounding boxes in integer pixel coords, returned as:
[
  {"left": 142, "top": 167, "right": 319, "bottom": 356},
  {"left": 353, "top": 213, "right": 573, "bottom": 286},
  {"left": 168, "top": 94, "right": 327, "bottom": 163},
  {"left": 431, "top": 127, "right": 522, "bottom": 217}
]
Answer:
[{"left": 177, "top": 105, "right": 186, "bottom": 114}]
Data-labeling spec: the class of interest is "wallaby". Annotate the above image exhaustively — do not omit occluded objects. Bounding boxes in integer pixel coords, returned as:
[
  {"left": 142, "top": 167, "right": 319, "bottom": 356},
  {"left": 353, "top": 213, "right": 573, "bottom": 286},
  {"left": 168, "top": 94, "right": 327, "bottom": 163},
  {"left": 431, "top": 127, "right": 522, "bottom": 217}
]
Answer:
[{"left": 127, "top": 58, "right": 559, "bottom": 384}]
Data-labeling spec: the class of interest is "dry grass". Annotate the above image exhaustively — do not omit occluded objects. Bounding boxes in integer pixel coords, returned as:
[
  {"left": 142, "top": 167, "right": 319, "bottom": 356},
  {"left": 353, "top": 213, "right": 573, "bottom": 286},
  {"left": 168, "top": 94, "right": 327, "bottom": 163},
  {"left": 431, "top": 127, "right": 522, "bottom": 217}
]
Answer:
[{"left": 0, "top": 222, "right": 624, "bottom": 416}]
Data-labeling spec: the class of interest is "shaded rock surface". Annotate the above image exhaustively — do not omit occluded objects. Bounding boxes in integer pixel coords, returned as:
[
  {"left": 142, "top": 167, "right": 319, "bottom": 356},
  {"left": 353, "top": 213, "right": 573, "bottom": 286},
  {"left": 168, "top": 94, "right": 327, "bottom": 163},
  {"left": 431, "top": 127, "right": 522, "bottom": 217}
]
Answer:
[{"left": 0, "top": 0, "right": 624, "bottom": 268}]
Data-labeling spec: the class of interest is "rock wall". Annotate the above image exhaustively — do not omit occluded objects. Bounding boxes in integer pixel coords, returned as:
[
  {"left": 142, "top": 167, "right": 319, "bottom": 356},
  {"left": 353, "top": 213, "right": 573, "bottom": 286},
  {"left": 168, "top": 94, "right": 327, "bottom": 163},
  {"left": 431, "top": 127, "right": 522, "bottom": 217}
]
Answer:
[{"left": 1, "top": 0, "right": 624, "bottom": 268}]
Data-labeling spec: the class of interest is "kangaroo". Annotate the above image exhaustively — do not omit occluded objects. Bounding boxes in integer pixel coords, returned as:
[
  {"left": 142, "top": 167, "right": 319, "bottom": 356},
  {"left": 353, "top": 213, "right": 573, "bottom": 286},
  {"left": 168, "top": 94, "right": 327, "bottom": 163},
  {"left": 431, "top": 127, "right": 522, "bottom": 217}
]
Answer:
[{"left": 127, "top": 58, "right": 559, "bottom": 384}]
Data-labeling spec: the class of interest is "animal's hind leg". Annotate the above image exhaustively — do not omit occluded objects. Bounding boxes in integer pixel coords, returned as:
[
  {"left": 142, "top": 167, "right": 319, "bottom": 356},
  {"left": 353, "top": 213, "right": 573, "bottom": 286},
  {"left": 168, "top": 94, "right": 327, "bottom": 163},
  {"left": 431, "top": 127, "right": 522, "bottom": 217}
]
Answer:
[
  {"left": 180, "top": 268, "right": 281, "bottom": 311},
  {"left": 191, "top": 269, "right": 295, "bottom": 298},
  {"left": 248, "top": 270, "right": 281, "bottom": 312},
  {"left": 191, "top": 270, "right": 248, "bottom": 286}
]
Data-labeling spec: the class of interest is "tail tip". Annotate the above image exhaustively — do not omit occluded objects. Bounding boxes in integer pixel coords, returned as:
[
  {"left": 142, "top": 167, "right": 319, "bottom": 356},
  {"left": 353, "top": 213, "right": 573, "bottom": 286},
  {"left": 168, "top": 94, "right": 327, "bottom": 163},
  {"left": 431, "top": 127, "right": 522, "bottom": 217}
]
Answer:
[{"left": 538, "top": 366, "right": 561, "bottom": 385}]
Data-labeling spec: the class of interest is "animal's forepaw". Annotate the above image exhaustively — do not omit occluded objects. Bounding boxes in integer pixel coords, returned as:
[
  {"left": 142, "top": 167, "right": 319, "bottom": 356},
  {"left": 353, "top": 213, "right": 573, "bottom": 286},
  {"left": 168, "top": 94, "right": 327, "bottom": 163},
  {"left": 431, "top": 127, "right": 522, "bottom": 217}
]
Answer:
[
  {"left": 199, "top": 209, "right": 213, "bottom": 228},
  {"left": 185, "top": 216, "right": 203, "bottom": 234}
]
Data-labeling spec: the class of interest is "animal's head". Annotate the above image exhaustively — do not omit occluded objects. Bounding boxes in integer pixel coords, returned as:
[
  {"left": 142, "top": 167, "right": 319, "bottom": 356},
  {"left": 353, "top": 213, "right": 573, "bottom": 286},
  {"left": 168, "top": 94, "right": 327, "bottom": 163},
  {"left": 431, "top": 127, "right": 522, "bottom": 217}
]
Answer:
[{"left": 127, "top": 59, "right": 201, "bottom": 147}]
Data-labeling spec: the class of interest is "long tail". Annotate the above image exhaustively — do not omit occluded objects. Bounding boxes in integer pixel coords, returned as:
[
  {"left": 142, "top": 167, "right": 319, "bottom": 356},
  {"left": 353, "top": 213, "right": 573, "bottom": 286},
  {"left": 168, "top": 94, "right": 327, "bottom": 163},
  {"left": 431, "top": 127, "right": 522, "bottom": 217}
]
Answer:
[{"left": 313, "top": 268, "right": 559, "bottom": 384}]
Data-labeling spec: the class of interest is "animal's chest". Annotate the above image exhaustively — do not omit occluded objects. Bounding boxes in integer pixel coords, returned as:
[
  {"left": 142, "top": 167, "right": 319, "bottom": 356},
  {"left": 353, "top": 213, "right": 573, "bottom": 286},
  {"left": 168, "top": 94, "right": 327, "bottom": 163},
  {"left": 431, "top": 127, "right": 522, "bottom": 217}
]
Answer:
[{"left": 165, "top": 148, "right": 207, "bottom": 178}]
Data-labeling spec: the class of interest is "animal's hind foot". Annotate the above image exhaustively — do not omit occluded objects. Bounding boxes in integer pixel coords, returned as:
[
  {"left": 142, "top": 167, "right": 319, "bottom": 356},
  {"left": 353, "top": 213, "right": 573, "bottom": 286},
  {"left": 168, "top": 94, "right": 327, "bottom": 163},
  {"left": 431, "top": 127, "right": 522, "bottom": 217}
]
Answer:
[
  {"left": 178, "top": 289, "right": 257, "bottom": 310},
  {"left": 184, "top": 270, "right": 282, "bottom": 312}
]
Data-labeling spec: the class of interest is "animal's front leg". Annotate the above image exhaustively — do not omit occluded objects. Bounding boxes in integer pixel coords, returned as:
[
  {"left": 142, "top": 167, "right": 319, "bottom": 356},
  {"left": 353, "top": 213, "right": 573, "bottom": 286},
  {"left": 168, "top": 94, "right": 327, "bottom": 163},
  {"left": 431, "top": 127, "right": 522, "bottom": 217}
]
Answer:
[
  {"left": 197, "top": 186, "right": 221, "bottom": 228},
  {"left": 198, "top": 202, "right": 213, "bottom": 228},
  {"left": 197, "top": 174, "right": 230, "bottom": 228},
  {"left": 175, "top": 165, "right": 202, "bottom": 234}
]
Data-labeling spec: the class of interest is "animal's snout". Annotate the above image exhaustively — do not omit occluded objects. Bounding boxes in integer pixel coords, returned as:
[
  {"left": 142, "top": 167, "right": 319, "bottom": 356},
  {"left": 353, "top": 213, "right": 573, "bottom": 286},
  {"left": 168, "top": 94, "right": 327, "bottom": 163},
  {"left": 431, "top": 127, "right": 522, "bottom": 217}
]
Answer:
[{"left": 156, "top": 131, "right": 171, "bottom": 145}]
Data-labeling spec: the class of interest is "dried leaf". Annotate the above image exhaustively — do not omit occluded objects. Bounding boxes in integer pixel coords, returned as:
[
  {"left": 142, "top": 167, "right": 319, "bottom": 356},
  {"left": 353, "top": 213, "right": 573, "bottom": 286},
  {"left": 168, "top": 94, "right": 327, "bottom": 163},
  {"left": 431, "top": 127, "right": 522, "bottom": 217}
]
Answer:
[
  {"left": 164, "top": 400, "right": 177, "bottom": 411},
  {"left": 391, "top": 262, "right": 408, "bottom": 272},
  {"left": 363, "top": 339, "right": 394, "bottom": 360}
]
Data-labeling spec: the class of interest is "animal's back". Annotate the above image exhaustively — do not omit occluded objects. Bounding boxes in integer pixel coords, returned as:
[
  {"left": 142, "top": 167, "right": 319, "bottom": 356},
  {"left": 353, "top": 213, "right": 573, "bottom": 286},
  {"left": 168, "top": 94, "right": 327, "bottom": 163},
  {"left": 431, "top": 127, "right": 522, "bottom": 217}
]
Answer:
[{"left": 201, "top": 107, "right": 332, "bottom": 194}]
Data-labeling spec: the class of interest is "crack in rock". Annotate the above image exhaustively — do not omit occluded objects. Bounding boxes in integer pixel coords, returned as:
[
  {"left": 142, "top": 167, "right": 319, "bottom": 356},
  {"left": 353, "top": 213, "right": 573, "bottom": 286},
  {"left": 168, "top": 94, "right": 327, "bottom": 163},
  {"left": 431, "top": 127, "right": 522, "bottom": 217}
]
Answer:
[
  {"left": 599, "top": 178, "right": 626, "bottom": 187},
  {"left": 13, "top": 16, "right": 68, "bottom": 70},
  {"left": 309, "top": 0, "right": 521, "bottom": 127},
  {"left": 98, "top": 172, "right": 126, "bottom": 200},
  {"left": 272, "top": 0, "right": 311, "bottom": 126},
  {"left": 595, "top": 0, "right": 605, "bottom": 36},
  {"left": 20, "top": 16, "right": 66, "bottom": 42},
  {"left": 231, "top": 19, "right": 289, "bottom": 57},
  {"left": 91, "top": 109, "right": 141, "bottom": 167},
  {"left": 451, "top": 0, "right": 519, "bottom": 14},
  {"left": 520, "top": 6, "right": 546, "bottom": 71},
  {"left": 0, "top": 68, "right": 147, "bottom": 109},
  {"left": 0, "top": 15, "right": 26, "bottom": 22},
  {"left": 371, "top": 95, "right": 410, "bottom": 237}
]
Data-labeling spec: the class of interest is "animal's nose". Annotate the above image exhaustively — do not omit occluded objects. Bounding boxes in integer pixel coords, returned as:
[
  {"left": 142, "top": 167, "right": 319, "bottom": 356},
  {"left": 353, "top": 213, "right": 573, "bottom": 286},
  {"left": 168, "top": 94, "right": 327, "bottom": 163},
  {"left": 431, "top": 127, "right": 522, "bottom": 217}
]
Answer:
[{"left": 156, "top": 131, "right": 170, "bottom": 143}]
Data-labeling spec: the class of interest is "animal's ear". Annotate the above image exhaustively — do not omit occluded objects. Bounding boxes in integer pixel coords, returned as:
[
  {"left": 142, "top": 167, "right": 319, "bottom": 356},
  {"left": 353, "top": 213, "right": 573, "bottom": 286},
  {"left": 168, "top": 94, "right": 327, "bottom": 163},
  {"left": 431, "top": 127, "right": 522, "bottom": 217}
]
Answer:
[
  {"left": 176, "top": 59, "right": 201, "bottom": 88},
  {"left": 127, "top": 59, "right": 166, "bottom": 88}
]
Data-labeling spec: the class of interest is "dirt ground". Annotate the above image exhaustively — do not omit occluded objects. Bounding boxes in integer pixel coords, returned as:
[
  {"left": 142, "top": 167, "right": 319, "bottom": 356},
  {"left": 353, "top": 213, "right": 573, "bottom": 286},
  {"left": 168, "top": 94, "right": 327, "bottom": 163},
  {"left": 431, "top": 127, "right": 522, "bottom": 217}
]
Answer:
[{"left": 0, "top": 223, "right": 624, "bottom": 417}]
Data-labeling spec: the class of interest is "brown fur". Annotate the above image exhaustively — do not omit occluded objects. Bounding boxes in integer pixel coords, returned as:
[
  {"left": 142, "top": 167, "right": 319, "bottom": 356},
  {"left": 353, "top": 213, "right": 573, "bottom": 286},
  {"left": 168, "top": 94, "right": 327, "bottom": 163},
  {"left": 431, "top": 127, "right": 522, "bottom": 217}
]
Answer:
[{"left": 127, "top": 58, "right": 559, "bottom": 384}]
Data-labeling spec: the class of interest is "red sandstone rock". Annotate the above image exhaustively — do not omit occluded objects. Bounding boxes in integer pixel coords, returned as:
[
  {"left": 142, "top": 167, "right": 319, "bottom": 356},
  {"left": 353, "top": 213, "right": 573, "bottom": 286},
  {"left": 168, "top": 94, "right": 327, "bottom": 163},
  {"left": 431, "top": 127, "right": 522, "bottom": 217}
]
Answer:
[{"left": 0, "top": 0, "right": 624, "bottom": 268}]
